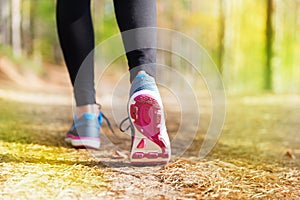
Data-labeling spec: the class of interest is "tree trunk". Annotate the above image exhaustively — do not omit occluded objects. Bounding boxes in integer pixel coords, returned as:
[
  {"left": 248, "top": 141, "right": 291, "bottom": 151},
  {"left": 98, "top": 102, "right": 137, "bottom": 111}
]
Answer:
[
  {"left": 218, "top": 0, "right": 226, "bottom": 75},
  {"left": 21, "top": 0, "right": 32, "bottom": 56},
  {"left": 265, "top": 0, "right": 274, "bottom": 90},
  {"left": 12, "top": 0, "right": 22, "bottom": 57},
  {"left": 0, "top": 0, "right": 11, "bottom": 45},
  {"left": 29, "top": 0, "right": 35, "bottom": 56}
]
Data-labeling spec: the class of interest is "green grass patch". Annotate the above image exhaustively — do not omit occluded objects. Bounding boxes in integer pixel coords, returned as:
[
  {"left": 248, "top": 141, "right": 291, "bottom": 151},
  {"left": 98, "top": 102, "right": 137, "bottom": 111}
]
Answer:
[{"left": 0, "top": 99, "right": 108, "bottom": 198}]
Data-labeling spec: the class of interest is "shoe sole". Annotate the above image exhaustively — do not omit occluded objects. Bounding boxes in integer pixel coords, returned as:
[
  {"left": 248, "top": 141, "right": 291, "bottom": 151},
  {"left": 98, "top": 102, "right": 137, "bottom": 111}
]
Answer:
[
  {"left": 65, "top": 134, "right": 100, "bottom": 149},
  {"left": 128, "top": 90, "right": 171, "bottom": 166}
]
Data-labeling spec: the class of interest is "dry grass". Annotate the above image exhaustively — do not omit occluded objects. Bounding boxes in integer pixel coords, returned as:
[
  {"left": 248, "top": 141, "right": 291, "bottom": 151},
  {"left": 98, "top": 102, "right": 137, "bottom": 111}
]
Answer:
[
  {"left": 156, "top": 158, "right": 300, "bottom": 199},
  {"left": 1, "top": 94, "right": 300, "bottom": 199},
  {"left": 0, "top": 99, "right": 109, "bottom": 199}
]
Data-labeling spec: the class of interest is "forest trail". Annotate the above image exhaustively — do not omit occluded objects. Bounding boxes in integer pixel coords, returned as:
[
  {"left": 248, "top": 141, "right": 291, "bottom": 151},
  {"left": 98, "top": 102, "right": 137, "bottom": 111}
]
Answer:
[{"left": 0, "top": 63, "right": 300, "bottom": 199}]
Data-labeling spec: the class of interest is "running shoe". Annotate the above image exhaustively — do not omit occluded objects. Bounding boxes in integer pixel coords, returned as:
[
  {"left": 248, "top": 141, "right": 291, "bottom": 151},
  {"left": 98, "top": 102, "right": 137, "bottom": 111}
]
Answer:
[
  {"left": 125, "top": 73, "right": 171, "bottom": 165},
  {"left": 65, "top": 112, "right": 102, "bottom": 149}
]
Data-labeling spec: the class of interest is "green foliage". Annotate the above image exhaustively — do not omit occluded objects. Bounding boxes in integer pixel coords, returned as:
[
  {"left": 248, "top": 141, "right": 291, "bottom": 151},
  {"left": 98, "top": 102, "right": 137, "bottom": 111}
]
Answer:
[
  {"left": 0, "top": 45, "right": 13, "bottom": 57},
  {"left": 272, "top": 1, "right": 300, "bottom": 93},
  {"left": 92, "top": 1, "right": 126, "bottom": 68},
  {"left": 0, "top": 45, "right": 43, "bottom": 74},
  {"left": 226, "top": 0, "right": 266, "bottom": 93},
  {"left": 95, "top": 2, "right": 119, "bottom": 42},
  {"left": 0, "top": 0, "right": 299, "bottom": 93},
  {"left": 33, "top": 1, "right": 58, "bottom": 63}
]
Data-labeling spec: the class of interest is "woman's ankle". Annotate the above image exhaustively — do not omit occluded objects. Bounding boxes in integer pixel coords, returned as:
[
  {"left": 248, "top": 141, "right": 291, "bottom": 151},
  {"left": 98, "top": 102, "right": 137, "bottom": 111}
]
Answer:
[{"left": 76, "top": 104, "right": 99, "bottom": 118}]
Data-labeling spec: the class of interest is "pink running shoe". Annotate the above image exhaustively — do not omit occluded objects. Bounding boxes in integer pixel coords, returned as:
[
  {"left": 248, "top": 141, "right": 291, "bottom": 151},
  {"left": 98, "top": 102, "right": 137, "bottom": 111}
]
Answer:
[{"left": 123, "top": 73, "right": 171, "bottom": 165}]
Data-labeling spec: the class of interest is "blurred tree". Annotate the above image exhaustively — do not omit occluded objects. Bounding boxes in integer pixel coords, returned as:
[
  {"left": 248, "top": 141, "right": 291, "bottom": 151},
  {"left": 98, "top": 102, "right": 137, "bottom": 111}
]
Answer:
[
  {"left": 265, "top": 0, "right": 274, "bottom": 90},
  {"left": 0, "top": 0, "right": 11, "bottom": 46},
  {"left": 12, "top": 0, "right": 22, "bottom": 57},
  {"left": 218, "top": 0, "right": 225, "bottom": 74},
  {"left": 21, "top": 0, "right": 34, "bottom": 57}
]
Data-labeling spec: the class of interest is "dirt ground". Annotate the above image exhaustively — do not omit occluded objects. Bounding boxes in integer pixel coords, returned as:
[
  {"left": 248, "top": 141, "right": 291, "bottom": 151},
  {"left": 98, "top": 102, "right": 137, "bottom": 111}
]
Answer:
[{"left": 0, "top": 62, "right": 300, "bottom": 199}]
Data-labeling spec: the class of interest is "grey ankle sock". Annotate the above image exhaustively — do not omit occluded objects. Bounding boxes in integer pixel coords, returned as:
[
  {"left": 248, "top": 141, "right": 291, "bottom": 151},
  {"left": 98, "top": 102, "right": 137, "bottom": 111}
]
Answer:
[{"left": 130, "top": 73, "right": 158, "bottom": 97}]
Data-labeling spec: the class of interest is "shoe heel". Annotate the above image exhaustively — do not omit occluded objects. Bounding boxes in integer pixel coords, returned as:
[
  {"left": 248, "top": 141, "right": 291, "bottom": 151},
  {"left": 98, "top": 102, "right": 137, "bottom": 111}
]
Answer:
[
  {"left": 71, "top": 136, "right": 100, "bottom": 149},
  {"left": 130, "top": 131, "right": 170, "bottom": 166},
  {"left": 129, "top": 91, "right": 171, "bottom": 165}
]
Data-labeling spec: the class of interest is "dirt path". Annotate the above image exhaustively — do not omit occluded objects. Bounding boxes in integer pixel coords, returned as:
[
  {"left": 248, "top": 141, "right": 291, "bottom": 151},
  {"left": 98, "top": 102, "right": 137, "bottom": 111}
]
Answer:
[
  {"left": 1, "top": 90, "right": 300, "bottom": 199},
  {"left": 0, "top": 65, "right": 300, "bottom": 199}
]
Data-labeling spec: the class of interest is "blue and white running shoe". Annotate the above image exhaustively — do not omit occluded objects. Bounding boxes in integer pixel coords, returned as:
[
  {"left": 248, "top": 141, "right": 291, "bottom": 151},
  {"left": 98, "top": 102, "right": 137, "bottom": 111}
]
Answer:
[{"left": 65, "top": 112, "right": 102, "bottom": 149}]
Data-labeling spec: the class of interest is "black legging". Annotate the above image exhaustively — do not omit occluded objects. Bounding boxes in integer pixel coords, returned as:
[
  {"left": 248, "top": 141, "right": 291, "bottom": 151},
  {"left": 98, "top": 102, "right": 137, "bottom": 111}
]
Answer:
[{"left": 56, "top": 0, "right": 157, "bottom": 106}]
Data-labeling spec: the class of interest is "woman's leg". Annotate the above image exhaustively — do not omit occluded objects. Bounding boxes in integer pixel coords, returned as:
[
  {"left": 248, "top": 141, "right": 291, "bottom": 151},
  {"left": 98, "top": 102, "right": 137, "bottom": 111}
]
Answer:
[
  {"left": 56, "top": 0, "right": 96, "bottom": 109},
  {"left": 113, "top": 1, "right": 171, "bottom": 165},
  {"left": 113, "top": 0, "right": 157, "bottom": 82},
  {"left": 57, "top": 0, "right": 157, "bottom": 106},
  {"left": 56, "top": 0, "right": 100, "bottom": 149}
]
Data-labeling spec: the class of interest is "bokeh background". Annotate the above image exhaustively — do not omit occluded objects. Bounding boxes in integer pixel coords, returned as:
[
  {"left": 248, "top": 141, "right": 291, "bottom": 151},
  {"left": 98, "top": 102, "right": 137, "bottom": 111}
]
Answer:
[
  {"left": 0, "top": 0, "right": 299, "bottom": 94},
  {"left": 1, "top": 1, "right": 300, "bottom": 199}
]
